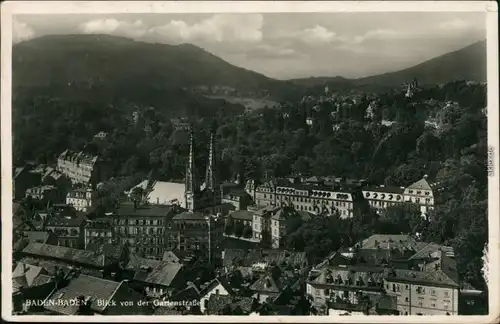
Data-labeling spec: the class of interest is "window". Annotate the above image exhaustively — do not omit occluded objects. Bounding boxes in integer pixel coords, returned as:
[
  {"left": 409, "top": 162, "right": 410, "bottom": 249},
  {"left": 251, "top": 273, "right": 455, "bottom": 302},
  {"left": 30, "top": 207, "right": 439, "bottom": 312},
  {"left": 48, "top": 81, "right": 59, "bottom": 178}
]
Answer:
[
  {"left": 405, "top": 297, "right": 409, "bottom": 302},
  {"left": 431, "top": 289, "right": 436, "bottom": 296},
  {"left": 406, "top": 285, "right": 409, "bottom": 290},
  {"left": 444, "top": 291, "right": 449, "bottom": 298}
]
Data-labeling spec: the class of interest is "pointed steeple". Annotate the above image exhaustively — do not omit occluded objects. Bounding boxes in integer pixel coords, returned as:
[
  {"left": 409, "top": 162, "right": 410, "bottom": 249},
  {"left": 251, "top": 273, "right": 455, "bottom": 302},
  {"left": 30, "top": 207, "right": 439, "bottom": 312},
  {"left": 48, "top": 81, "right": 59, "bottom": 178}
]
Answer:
[
  {"left": 205, "top": 126, "right": 218, "bottom": 191},
  {"left": 185, "top": 126, "right": 198, "bottom": 194}
]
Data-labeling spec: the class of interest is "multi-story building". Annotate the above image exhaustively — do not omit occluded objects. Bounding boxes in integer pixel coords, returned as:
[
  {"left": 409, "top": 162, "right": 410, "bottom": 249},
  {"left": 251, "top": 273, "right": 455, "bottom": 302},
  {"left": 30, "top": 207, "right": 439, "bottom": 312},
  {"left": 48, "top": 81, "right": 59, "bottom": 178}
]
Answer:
[
  {"left": 270, "top": 206, "right": 303, "bottom": 249},
  {"left": 403, "top": 176, "right": 436, "bottom": 219},
  {"left": 66, "top": 188, "right": 97, "bottom": 212},
  {"left": 84, "top": 219, "right": 114, "bottom": 249},
  {"left": 250, "top": 205, "right": 276, "bottom": 241},
  {"left": 247, "top": 178, "right": 360, "bottom": 218},
  {"left": 56, "top": 150, "right": 100, "bottom": 186},
  {"left": 112, "top": 203, "right": 180, "bottom": 260},
  {"left": 362, "top": 185, "right": 405, "bottom": 214},
  {"left": 45, "top": 214, "right": 87, "bottom": 249},
  {"left": 227, "top": 210, "right": 254, "bottom": 227},
  {"left": 13, "top": 165, "right": 42, "bottom": 201},
  {"left": 307, "top": 234, "right": 460, "bottom": 316},
  {"left": 165, "top": 211, "right": 223, "bottom": 264},
  {"left": 221, "top": 184, "right": 252, "bottom": 211},
  {"left": 25, "top": 185, "right": 63, "bottom": 203}
]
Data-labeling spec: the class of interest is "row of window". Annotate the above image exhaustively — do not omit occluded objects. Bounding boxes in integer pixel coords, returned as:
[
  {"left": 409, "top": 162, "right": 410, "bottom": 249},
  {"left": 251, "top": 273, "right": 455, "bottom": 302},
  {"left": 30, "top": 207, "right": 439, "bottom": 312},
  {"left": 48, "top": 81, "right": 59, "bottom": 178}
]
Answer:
[
  {"left": 116, "top": 219, "right": 164, "bottom": 226},
  {"left": 116, "top": 226, "right": 164, "bottom": 235},
  {"left": 387, "top": 283, "right": 451, "bottom": 298}
]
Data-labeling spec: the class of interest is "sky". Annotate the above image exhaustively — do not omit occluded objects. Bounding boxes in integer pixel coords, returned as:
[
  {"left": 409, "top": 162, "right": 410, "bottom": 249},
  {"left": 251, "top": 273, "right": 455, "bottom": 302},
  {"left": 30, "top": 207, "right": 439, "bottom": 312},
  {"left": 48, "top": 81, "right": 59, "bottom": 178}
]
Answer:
[{"left": 13, "top": 12, "right": 486, "bottom": 80}]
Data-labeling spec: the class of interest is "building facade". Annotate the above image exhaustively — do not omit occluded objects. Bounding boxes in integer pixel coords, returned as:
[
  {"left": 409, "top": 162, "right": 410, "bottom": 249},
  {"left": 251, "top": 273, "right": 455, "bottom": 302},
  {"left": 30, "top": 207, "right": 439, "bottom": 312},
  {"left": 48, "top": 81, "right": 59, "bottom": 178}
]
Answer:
[
  {"left": 25, "top": 185, "right": 63, "bottom": 203},
  {"left": 403, "top": 176, "right": 436, "bottom": 219},
  {"left": 45, "top": 215, "right": 87, "bottom": 249},
  {"left": 165, "top": 211, "right": 223, "bottom": 263},
  {"left": 66, "top": 188, "right": 97, "bottom": 212},
  {"left": 112, "top": 203, "right": 179, "bottom": 260},
  {"left": 57, "top": 150, "right": 100, "bottom": 186},
  {"left": 84, "top": 219, "right": 114, "bottom": 249},
  {"left": 362, "top": 185, "right": 405, "bottom": 214},
  {"left": 306, "top": 234, "right": 461, "bottom": 316}
]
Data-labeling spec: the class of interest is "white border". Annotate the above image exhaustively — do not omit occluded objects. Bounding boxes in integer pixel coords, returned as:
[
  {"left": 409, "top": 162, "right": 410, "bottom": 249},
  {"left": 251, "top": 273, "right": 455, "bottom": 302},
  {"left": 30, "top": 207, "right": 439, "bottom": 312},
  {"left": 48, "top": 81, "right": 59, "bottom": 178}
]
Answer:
[{"left": 1, "top": 1, "right": 499, "bottom": 323}]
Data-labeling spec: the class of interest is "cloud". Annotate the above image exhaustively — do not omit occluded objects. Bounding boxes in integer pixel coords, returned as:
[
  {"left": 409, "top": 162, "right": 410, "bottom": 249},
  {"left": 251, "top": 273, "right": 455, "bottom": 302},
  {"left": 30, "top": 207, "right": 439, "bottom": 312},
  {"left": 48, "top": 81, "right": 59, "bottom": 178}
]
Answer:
[
  {"left": 79, "top": 18, "right": 147, "bottom": 38},
  {"left": 151, "top": 14, "right": 263, "bottom": 43},
  {"left": 13, "top": 20, "right": 35, "bottom": 43},
  {"left": 439, "top": 18, "right": 474, "bottom": 30},
  {"left": 78, "top": 14, "right": 263, "bottom": 44},
  {"left": 301, "top": 25, "right": 336, "bottom": 43}
]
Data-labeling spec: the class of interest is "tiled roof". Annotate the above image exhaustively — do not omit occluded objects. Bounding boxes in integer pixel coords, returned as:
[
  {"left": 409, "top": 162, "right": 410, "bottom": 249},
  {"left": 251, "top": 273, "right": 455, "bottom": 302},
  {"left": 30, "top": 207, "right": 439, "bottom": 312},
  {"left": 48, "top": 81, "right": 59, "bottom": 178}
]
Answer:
[
  {"left": 387, "top": 268, "right": 459, "bottom": 287},
  {"left": 23, "top": 231, "right": 51, "bottom": 243},
  {"left": 162, "top": 251, "right": 181, "bottom": 263},
  {"left": 19, "top": 257, "right": 73, "bottom": 276},
  {"left": 199, "top": 276, "right": 234, "bottom": 297},
  {"left": 169, "top": 284, "right": 200, "bottom": 301},
  {"left": 172, "top": 211, "right": 208, "bottom": 221},
  {"left": 271, "top": 207, "right": 301, "bottom": 221},
  {"left": 360, "top": 234, "right": 422, "bottom": 252},
  {"left": 116, "top": 203, "right": 180, "bottom": 218},
  {"left": 250, "top": 274, "right": 286, "bottom": 293},
  {"left": 46, "top": 215, "right": 86, "bottom": 227},
  {"left": 409, "top": 242, "right": 446, "bottom": 260},
  {"left": 223, "top": 249, "right": 307, "bottom": 269},
  {"left": 227, "top": 210, "right": 253, "bottom": 221},
  {"left": 43, "top": 274, "right": 122, "bottom": 315},
  {"left": 12, "top": 262, "right": 50, "bottom": 288},
  {"left": 206, "top": 295, "right": 256, "bottom": 315},
  {"left": 58, "top": 150, "right": 98, "bottom": 166},
  {"left": 309, "top": 265, "right": 387, "bottom": 289},
  {"left": 362, "top": 186, "right": 405, "bottom": 194},
  {"left": 126, "top": 255, "right": 183, "bottom": 287},
  {"left": 406, "top": 178, "right": 432, "bottom": 191},
  {"left": 22, "top": 243, "right": 106, "bottom": 268},
  {"left": 85, "top": 219, "right": 113, "bottom": 229}
]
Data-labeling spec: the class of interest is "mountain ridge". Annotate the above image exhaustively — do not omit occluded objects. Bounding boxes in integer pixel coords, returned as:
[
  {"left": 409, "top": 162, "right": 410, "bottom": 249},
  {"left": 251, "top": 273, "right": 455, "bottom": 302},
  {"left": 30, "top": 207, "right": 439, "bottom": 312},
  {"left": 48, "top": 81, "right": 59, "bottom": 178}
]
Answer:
[
  {"left": 290, "top": 40, "right": 486, "bottom": 88},
  {"left": 13, "top": 34, "right": 486, "bottom": 103}
]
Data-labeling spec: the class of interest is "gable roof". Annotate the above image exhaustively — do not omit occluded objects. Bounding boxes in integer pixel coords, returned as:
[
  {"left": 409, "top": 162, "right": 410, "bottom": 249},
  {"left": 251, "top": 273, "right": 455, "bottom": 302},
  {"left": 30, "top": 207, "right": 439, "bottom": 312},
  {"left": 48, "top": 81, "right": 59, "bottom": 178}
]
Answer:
[
  {"left": 223, "top": 249, "right": 307, "bottom": 269},
  {"left": 23, "top": 231, "right": 52, "bottom": 244},
  {"left": 249, "top": 273, "right": 291, "bottom": 294},
  {"left": 12, "top": 262, "right": 51, "bottom": 288},
  {"left": 172, "top": 211, "right": 207, "bottom": 221},
  {"left": 227, "top": 210, "right": 253, "bottom": 221},
  {"left": 206, "top": 295, "right": 256, "bottom": 315},
  {"left": 162, "top": 250, "right": 181, "bottom": 263},
  {"left": 199, "top": 276, "right": 234, "bottom": 297},
  {"left": 126, "top": 255, "right": 183, "bottom": 287},
  {"left": 43, "top": 274, "right": 123, "bottom": 315},
  {"left": 22, "top": 243, "right": 106, "bottom": 268},
  {"left": 406, "top": 177, "right": 432, "bottom": 191}
]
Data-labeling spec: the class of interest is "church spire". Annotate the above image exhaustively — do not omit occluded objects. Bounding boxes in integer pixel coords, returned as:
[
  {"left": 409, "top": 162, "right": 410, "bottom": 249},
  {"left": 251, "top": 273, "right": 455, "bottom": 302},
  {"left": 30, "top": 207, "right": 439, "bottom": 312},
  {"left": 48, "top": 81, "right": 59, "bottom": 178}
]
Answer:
[
  {"left": 185, "top": 126, "right": 198, "bottom": 194},
  {"left": 205, "top": 127, "right": 218, "bottom": 191}
]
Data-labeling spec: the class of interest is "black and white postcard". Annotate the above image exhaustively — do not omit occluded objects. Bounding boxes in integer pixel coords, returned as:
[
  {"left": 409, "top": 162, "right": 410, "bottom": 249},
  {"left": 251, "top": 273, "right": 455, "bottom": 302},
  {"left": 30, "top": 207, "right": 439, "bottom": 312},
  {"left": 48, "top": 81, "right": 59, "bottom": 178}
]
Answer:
[{"left": 1, "top": 1, "right": 499, "bottom": 323}]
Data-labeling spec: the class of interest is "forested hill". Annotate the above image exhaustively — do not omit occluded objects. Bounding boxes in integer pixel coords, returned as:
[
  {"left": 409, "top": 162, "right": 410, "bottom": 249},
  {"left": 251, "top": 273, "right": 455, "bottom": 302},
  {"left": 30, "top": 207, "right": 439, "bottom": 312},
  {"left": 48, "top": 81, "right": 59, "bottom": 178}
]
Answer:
[
  {"left": 291, "top": 40, "right": 487, "bottom": 89},
  {"left": 12, "top": 34, "right": 302, "bottom": 102}
]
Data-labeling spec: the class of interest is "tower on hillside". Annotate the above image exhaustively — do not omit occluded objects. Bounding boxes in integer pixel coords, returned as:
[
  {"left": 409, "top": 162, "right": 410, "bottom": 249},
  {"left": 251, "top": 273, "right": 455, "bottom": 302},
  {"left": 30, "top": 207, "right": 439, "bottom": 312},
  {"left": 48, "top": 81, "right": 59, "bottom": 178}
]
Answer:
[
  {"left": 205, "top": 122, "right": 222, "bottom": 209},
  {"left": 185, "top": 127, "right": 199, "bottom": 211}
]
